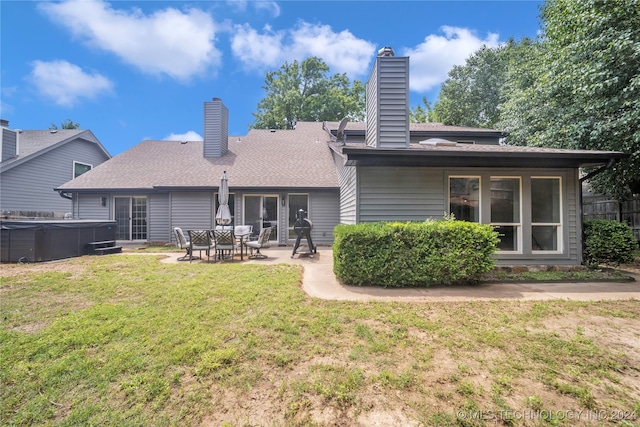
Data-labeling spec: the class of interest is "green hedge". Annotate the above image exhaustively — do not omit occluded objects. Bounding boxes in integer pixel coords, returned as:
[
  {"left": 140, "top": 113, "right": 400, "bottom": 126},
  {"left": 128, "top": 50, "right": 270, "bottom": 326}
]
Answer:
[
  {"left": 583, "top": 219, "right": 639, "bottom": 266},
  {"left": 332, "top": 219, "right": 499, "bottom": 287}
]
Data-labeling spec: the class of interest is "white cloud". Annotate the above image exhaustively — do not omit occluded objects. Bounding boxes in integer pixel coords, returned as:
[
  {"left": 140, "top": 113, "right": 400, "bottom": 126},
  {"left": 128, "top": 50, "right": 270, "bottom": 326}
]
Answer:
[
  {"left": 253, "top": 1, "right": 280, "bottom": 17},
  {"left": 403, "top": 26, "right": 500, "bottom": 92},
  {"left": 28, "top": 60, "right": 114, "bottom": 106},
  {"left": 231, "top": 24, "right": 286, "bottom": 69},
  {"left": 164, "top": 131, "right": 203, "bottom": 141},
  {"left": 226, "top": 0, "right": 280, "bottom": 17},
  {"left": 39, "top": 0, "right": 221, "bottom": 81},
  {"left": 230, "top": 21, "right": 375, "bottom": 77}
]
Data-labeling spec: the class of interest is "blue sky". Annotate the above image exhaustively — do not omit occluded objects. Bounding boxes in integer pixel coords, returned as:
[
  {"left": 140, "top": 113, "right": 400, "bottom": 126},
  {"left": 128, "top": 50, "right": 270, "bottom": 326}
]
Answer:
[{"left": 2, "top": 0, "right": 543, "bottom": 156}]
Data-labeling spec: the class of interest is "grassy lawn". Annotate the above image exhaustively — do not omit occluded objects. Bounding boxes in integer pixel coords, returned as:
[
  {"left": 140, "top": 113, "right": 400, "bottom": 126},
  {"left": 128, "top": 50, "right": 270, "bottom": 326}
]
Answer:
[{"left": 1, "top": 255, "right": 639, "bottom": 426}]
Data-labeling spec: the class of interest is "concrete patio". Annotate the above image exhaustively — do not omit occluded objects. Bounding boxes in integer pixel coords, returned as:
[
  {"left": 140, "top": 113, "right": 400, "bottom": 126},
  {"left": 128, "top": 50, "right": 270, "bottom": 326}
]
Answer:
[{"left": 125, "top": 245, "right": 640, "bottom": 303}]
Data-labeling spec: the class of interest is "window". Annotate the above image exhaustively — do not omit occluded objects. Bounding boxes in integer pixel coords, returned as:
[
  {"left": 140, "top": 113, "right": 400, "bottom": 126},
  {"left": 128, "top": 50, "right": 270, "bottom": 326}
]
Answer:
[
  {"left": 449, "top": 177, "right": 480, "bottom": 222},
  {"left": 490, "top": 177, "right": 521, "bottom": 252},
  {"left": 448, "top": 173, "right": 564, "bottom": 254},
  {"left": 73, "top": 161, "right": 92, "bottom": 178},
  {"left": 531, "top": 177, "right": 562, "bottom": 252},
  {"left": 288, "top": 194, "right": 309, "bottom": 240}
]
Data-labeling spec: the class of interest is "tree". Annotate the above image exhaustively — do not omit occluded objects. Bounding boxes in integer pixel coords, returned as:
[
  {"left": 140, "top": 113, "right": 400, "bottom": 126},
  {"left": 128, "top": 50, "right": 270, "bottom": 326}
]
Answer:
[
  {"left": 500, "top": 0, "right": 640, "bottom": 199},
  {"left": 251, "top": 57, "right": 365, "bottom": 130},
  {"left": 409, "top": 96, "right": 434, "bottom": 123},
  {"left": 430, "top": 40, "right": 535, "bottom": 128},
  {"left": 49, "top": 119, "right": 80, "bottom": 130}
]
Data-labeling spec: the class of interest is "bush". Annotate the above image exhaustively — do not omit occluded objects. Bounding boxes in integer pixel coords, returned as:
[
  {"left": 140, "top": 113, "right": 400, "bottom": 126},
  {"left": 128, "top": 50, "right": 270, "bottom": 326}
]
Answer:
[
  {"left": 332, "top": 219, "right": 499, "bottom": 287},
  {"left": 583, "top": 219, "right": 639, "bottom": 266}
]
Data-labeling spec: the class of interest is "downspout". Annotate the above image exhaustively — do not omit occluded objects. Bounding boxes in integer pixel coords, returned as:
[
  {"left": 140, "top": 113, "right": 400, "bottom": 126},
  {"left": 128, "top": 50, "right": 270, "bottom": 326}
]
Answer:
[
  {"left": 578, "top": 158, "right": 617, "bottom": 264},
  {"left": 57, "top": 189, "right": 73, "bottom": 200},
  {"left": 579, "top": 158, "right": 616, "bottom": 184}
]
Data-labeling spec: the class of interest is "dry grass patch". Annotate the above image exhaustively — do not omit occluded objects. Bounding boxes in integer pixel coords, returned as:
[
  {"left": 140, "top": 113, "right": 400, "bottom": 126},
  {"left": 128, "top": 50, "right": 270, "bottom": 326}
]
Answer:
[{"left": 1, "top": 255, "right": 639, "bottom": 426}]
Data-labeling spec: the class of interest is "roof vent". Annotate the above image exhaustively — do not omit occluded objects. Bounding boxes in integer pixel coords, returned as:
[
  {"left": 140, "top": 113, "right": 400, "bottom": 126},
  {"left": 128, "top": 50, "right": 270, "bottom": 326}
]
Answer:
[
  {"left": 50, "top": 129, "right": 58, "bottom": 134},
  {"left": 377, "top": 47, "right": 394, "bottom": 57},
  {"left": 419, "top": 138, "right": 457, "bottom": 146}
]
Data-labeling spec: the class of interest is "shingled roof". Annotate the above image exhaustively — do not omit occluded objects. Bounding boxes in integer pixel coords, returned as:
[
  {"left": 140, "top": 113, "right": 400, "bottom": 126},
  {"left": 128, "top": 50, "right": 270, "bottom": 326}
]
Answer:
[
  {"left": 1, "top": 129, "right": 109, "bottom": 171},
  {"left": 57, "top": 122, "right": 338, "bottom": 192}
]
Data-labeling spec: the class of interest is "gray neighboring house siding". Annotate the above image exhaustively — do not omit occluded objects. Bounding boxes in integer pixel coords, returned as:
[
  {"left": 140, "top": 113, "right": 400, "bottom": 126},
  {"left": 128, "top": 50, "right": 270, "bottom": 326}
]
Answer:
[{"left": 1, "top": 131, "right": 110, "bottom": 216}]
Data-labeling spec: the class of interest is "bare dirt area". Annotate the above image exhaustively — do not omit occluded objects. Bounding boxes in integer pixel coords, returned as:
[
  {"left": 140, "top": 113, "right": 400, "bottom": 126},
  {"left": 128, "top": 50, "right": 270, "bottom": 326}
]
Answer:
[{"left": 200, "top": 305, "right": 640, "bottom": 426}]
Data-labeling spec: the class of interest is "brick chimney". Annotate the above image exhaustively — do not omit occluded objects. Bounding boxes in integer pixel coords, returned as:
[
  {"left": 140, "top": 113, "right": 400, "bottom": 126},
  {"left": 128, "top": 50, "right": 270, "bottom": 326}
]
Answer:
[
  {"left": 203, "top": 98, "right": 228, "bottom": 158},
  {"left": 365, "top": 47, "right": 410, "bottom": 149}
]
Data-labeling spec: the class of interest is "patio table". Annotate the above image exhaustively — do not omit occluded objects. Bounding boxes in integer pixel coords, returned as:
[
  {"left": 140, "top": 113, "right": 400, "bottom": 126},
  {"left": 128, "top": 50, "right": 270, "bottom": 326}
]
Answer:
[{"left": 235, "top": 231, "right": 252, "bottom": 261}]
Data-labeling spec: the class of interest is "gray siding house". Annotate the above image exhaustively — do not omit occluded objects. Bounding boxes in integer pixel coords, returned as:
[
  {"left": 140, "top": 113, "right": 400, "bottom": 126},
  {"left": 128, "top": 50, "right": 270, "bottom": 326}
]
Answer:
[
  {"left": 0, "top": 120, "right": 111, "bottom": 218},
  {"left": 56, "top": 49, "right": 625, "bottom": 266}
]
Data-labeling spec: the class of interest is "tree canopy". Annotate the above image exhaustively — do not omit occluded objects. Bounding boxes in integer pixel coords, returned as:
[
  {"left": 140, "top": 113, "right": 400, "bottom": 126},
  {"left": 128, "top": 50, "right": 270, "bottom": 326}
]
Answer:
[
  {"left": 430, "top": 0, "right": 640, "bottom": 199},
  {"left": 49, "top": 119, "right": 80, "bottom": 130},
  {"left": 251, "top": 57, "right": 365, "bottom": 130},
  {"left": 429, "top": 42, "right": 523, "bottom": 128}
]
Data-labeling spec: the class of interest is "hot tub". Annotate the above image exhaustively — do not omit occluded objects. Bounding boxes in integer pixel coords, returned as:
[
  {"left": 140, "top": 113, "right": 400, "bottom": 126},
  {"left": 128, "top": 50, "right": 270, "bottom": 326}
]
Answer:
[{"left": 1, "top": 220, "right": 117, "bottom": 262}]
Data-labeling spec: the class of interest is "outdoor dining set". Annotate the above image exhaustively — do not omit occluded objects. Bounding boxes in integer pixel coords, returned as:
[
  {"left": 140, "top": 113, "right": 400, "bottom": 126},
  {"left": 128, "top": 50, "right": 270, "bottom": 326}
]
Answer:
[
  {"left": 173, "top": 225, "right": 272, "bottom": 263},
  {"left": 171, "top": 171, "right": 272, "bottom": 263}
]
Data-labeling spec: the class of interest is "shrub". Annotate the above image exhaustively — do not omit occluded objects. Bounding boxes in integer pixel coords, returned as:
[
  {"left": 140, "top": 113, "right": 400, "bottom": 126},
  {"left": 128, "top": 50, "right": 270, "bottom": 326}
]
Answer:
[
  {"left": 332, "top": 219, "right": 499, "bottom": 287},
  {"left": 583, "top": 219, "right": 639, "bottom": 266}
]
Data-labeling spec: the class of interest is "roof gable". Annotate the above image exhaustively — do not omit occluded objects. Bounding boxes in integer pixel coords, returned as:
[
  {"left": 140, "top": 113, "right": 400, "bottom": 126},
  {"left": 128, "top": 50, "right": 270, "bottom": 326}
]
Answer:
[{"left": 0, "top": 129, "right": 111, "bottom": 172}]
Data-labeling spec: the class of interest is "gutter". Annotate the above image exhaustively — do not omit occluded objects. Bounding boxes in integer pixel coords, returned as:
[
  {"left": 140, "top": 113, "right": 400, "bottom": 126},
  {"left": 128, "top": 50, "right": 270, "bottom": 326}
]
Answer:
[
  {"left": 57, "top": 189, "right": 73, "bottom": 200},
  {"left": 579, "top": 158, "right": 617, "bottom": 183}
]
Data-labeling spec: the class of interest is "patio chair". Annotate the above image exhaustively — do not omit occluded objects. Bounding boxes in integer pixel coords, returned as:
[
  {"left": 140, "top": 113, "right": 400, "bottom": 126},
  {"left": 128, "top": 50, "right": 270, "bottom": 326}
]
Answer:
[
  {"left": 212, "top": 229, "right": 235, "bottom": 262},
  {"left": 245, "top": 227, "right": 272, "bottom": 259},
  {"left": 173, "top": 227, "right": 193, "bottom": 261},
  {"left": 187, "top": 230, "right": 214, "bottom": 263}
]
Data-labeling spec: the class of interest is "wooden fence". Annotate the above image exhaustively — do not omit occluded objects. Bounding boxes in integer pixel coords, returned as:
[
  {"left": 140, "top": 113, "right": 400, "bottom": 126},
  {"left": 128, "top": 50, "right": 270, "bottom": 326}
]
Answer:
[{"left": 582, "top": 195, "right": 640, "bottom": 242}]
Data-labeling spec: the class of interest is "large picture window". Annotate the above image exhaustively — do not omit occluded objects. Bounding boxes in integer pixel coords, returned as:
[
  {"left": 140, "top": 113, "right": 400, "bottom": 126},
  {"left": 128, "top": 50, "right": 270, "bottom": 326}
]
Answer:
[
  {"left": 449, "top": 177, "right": 480, "bottom": 222},
  {"left": 490, "top": 177, "right": 521, "bottom": 252},
  {"left": 531, "top": 177, "right": 562, "bottom": 252},
  {"left": 448, "top": 173, "right": 564, "bottom": 255}
]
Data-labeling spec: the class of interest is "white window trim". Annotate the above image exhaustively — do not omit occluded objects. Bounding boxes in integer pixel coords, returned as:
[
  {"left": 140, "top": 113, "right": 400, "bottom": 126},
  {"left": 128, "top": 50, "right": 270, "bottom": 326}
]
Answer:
[
  {"left": 531, "top": 176, "right": 563, "bottom": 254},
  {"left": 490, "top": 176, "right": 522, "bottom": 253}
]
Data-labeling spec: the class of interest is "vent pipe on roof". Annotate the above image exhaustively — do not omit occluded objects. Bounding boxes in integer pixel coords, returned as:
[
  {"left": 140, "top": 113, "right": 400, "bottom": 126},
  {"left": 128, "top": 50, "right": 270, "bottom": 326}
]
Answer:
[{"left": 377, "top": 47, "right": 394, "bottom": 57}]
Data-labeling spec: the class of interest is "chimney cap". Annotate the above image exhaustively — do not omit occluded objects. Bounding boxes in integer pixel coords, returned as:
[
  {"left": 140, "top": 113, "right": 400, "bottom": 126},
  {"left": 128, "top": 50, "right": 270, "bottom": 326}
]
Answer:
[{"left": 377, "top": 47, "right": 394, "bottom": 57}]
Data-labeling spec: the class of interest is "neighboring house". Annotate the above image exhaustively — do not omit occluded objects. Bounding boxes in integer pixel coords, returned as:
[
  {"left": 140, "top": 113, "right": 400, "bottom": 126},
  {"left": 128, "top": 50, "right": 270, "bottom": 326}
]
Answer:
[
  {"left": 1, "top": 120, "right": 111, "bottom": 218},
  {"left": 55, "top": 48, "right": 625, "bottom": 266}
]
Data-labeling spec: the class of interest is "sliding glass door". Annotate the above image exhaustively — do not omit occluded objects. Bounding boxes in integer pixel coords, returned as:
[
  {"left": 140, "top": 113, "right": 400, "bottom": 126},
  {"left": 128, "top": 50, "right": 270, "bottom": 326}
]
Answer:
[{"left": 243, "top": 195, "right": 278, "bottom": 242}]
